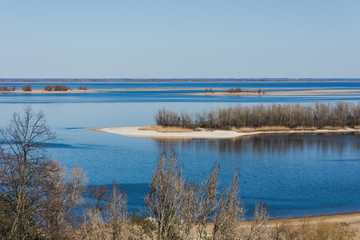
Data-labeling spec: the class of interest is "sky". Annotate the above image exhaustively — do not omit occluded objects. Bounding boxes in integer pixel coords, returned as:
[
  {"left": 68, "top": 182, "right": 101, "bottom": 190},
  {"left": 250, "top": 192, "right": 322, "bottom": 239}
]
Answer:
[{"left": 0, "top": 0, "right": 359, "bottom": 78}]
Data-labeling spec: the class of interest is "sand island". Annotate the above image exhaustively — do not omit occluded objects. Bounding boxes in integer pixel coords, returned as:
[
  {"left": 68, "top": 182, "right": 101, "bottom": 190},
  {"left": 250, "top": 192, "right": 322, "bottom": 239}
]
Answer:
[{"left": 90, "top": 125, "right": 360, "bottom": 139}]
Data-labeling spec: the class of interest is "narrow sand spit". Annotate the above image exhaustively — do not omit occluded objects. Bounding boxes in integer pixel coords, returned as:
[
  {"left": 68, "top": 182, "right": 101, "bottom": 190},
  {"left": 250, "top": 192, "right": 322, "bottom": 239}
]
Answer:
[
  {"left": 0, "top": 89, "right": 96, "bottom": 94},
  {"left": 90, "top": 127, "right": 360, "bottom": 139},
  {"left": 181, "top": 89, "right": 360, "bottom": 96}
]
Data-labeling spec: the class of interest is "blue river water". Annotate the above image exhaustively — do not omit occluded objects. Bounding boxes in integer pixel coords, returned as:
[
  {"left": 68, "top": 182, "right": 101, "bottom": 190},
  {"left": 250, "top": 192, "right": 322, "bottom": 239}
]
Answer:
[{"left": 0, "top": 81, "right": 360, "bottom": 219}]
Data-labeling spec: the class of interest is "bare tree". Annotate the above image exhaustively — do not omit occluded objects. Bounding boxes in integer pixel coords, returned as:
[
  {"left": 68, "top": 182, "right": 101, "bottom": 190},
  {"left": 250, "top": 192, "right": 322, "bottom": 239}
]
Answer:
[
  {"left": 82, "top": 208, "right": 108, "bottom": 240},
  {"left": 0, "top": 106, "right": 55, "bottom": 239},
  {"left": 44, "top": 84, "right": 53, "bottom": 91},
  {"left": 41, "top": 162, "right": 88, "bottom": 239},
  {"left": 247, "top": 201, "right": 270, "bottom": 240},
  {"left": 0, "top": 106, "right": 87, "bottom": 240},
  {"left": 22, "top": 84, "right": 32, "bottom": 91},
  {"left": 145, "top": 152, "right": 186, "bottom": 240},
  {"left": 179, "top": 165, "right": 220, "bottom": 240},
  {"left": 212, "top": 170, "right": 245, "bottom": 240},
  {"left": 197, "top": 165, "right": 220, "bottom": 239},
  {"left": 108, "top": 183, "right": 129, "bottom": 240}
]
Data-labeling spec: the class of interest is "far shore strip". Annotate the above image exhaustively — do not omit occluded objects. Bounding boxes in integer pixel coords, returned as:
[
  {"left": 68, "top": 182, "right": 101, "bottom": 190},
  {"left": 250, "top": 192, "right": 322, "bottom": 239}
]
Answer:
[
  {"left": 2, "top": 88, "right": 360, "bottom": 95},
  {"left": 90, "top": 126, "right": 360, "bottom": 139},
  {"left": 180, "top": 89, "right": 360, "bottom": 96}
]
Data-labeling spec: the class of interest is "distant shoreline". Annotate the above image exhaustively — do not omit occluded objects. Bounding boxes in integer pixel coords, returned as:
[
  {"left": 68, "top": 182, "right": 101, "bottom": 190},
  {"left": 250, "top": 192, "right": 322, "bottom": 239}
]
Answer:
[
  {"left": 181, "top": 89, "right": 360, "bottom": 96},
  {"left": 90, "top": 126, "right": 360, "bottom": 139},
  {"left": 3, "top": 88, "right": 360, "bottom": 96},
  {"left": 1, "top": 78, "right": 360, "bottom": 83}
]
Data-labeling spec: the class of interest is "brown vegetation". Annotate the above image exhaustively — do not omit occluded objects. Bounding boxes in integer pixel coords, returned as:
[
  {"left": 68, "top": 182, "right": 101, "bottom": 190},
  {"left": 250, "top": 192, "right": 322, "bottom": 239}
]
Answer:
[
  {"left": 227, "top": 87, "right": 243, "bottom": 93},
  {"left": 0, "top": 85, "right": 16, "bottom": 92},
  {"left": 22, "top": 84, "right": 32, "bottom": 91},
  {"left": 155, "top": 102, "right": 360, "bottom": 130},
  {"left": 138, "top": 125, "right": 193, "bottom": 133},
  {"left": 0, "top": 106, "right": 87, "bottom": 239},
  {"left": 44, "top": 84, "right": 53, "bottom": 91},
  {"left": 53, "top": 84, "right": 71, "bottom": 91},
  {"left": 205, "top": 88, "right": 214, "bottom": 93},
  {"left": 231, "top": 126, "right": 291, "bottom": 132}
]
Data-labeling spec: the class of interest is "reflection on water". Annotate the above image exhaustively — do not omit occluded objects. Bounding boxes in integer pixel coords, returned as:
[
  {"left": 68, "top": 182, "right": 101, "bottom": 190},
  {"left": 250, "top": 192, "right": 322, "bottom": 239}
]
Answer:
[
  {"left": 155, "top": 133, "right": 360, "bottom": 157},
  {"left": 154, "top": 133, "right": 360, "bottom": 218}
]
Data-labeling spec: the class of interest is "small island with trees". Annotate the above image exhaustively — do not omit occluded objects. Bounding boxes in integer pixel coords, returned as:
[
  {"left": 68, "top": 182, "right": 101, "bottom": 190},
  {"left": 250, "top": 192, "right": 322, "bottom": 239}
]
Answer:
[
  {"left": 93, "top": 102, "right": 360, "bottom": 140},
  {"left": 0, "top": 84, "right": 91, "bottom": 94}
]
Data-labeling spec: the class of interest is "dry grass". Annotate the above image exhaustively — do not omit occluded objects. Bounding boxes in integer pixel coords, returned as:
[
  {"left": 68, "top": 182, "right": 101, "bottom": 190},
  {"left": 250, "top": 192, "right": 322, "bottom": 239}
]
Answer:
[
  {"left": 232, "top": 126, "right": 290, "bottom": 133},
  {"left": 293, "top": 126, "right": 318, "bottom": 131},
  {"left": 322, "top": 126, "right": 347, "bottom": 130},
  {"left": 138, "top": 125, "right": 193, "bottom": 133},
  {"left": 271, "top": 222, "right": 356, "bottom": 240},
  {"left": 232, "top": 126, "right": 354, "bottom": 133}
]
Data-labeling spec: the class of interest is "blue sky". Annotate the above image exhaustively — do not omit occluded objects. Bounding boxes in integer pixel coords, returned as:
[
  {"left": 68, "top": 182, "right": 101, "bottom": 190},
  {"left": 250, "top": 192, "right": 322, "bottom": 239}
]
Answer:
[{"left": 0, "top": 0, "right": 359, "bottom": 78}]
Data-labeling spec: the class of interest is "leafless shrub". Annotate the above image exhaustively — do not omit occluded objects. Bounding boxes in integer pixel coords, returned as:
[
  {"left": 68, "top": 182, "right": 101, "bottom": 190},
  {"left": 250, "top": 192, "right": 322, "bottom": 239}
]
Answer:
[
  {"left": 0, "top": 106, "right": 55, "bottom": 239},
  {"left": 228, "top": 87, "right": 242, "bottom": 93},
  {"left": 155, "top": 102, "right": 360, "bottom": 129},
  {"left": 197, "top": 165, "right": 220, "bottom": 238},
  {"left": 82, "top": 208, "right": 108, "bottom": 240},
  {"left": 53, "top": 84, "right": 71, "bottom": 91},
  {"left": 22, "top": 84, "right": 32, "bottom": 91},
  {"left": 41, "top": 163, "right": 88, "bottom": 239},
  {"left": 145, "top": 152, "right": 185, "bottom": 239},
  {"left": 247, "top": 202, "right": 270, "bottom": 240},
  {"left": 0, "top": 106, "right": 89, "bottom": 239},
  {"left": 130, "top": 213, "right": 157, "bottom": 240},
  {"left": 81, "top": 183, "right": 130, "bottom": 240},
  {"left": 212, "top": 171, "right": 245, "bottom": 240},
  {"left": 87, "top": 185, "right": 110, "bottom": 211},
  {"left": 155, "top": 108, "right": 181, "bottom": 126},
  {"left": 108, "top": 184, "right": 129, "bottom": 240},
  {"left": 44, "top": 84, "right": 53, "bottom": 91}
]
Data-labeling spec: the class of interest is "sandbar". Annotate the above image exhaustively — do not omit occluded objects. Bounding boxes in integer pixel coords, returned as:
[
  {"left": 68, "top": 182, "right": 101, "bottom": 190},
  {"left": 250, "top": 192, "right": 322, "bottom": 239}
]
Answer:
[
  {"left": 181, "top": 89, "right": 360, "bottom": 96},
  {"left": 0, "top": 89, "right": 97, "bottom": 94},
  {"left": 90, "top": 126, "right": 360, "bottom": 139}
]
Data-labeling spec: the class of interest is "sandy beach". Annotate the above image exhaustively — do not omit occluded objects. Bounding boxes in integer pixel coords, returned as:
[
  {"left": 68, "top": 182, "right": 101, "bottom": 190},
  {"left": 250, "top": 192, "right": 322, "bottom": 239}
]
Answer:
[{"left": 90, "top": 126, "right": 360, "bottom": 139}]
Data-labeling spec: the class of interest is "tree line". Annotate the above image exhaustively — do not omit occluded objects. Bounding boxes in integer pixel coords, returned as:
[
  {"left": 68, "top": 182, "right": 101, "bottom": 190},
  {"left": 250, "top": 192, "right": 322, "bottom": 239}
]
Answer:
[
  {"left": 14, "top": 84, "right": 89, "bottom": 92},
  {"left": 155, "top": 102, "right": 360, "bottom": 129},
  {"left": 0, "top": 85, "right": 16, "bottom": 92},
  {"left": 0, "top": 107, "right": 356, "bottom": 239}
]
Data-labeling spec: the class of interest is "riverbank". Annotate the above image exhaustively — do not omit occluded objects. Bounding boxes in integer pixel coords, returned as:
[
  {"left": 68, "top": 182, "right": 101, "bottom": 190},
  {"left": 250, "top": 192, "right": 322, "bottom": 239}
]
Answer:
[{"left": 90, "top": 126, "right": 360, "bottom": 139}]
